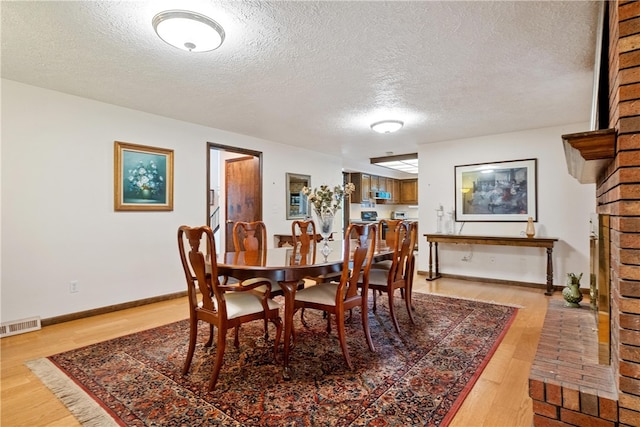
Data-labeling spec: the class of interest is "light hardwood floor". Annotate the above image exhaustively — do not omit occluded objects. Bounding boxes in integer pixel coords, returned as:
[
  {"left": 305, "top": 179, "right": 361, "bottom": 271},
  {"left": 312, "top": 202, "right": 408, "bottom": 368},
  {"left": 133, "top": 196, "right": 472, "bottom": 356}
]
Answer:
[{"left": 1, "top": 277, "right": 554, "bottom": 426}]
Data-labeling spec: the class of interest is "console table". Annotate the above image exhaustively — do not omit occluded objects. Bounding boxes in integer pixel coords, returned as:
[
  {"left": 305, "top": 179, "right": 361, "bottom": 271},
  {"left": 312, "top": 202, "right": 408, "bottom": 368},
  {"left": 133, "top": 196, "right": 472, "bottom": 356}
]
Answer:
[
  {"left": 424, "top": 234, "right": 559, "bottom": 295},
  {"left": 274, "top": 233, "right": 332, "bottom": 248}
]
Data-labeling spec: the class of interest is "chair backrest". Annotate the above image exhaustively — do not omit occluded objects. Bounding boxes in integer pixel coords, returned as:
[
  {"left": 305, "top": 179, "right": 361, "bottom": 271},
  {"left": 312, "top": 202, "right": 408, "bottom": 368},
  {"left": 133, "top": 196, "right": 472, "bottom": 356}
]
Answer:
[
  {"left": 406, "top": 220, "right": 418, "bottom": 281},
  {"left": 177, "top": 225, "right": 220, "bottom": 316},
  {"left": 232, "top": 221, "right": 267, "bottom": 266},
  {"left": 389, "top": 221, "right": 413, "bottom": 283},
  {"left": 291, "top": 219, "right": 317, "bottom": 265},
  {"left": 338, "top": 222, "right": 377, "bottom": 302},
  {"left": 380, "top": 219, "right": 403, "bottom": 250},
  {"left": 407, "top": 220, "right": 418, "bottom": 252}
]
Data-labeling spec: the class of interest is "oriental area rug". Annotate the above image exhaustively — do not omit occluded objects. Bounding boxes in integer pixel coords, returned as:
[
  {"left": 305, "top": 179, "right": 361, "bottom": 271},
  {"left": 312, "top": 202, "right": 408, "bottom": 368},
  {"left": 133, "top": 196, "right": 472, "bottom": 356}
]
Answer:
[{"left": 27, "top": 294, "right": 517, "bottom": 427}]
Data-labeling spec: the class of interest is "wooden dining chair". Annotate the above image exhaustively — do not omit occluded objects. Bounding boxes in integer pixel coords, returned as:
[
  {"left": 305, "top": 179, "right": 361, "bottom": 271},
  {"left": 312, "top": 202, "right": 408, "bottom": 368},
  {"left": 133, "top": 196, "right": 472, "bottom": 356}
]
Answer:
[
  {"left": 291, "top": 219, "right": 317, "bottom": 266},
  {"left": 371, "top": 219, "right": 403, "bottom": 270},
  {"left": 364, "top": 221, "right": 416, "bottom": 333},
  {"left": 380, "top": 219, "right": 403, "bottom": 249},
  {"left": 293, "top": 223, "right": 378, "bottom": 370},
  {"left": 232, "top": 220, "right": 283, "bottom": 295},
  {"left": 177, "top": 225, "right": 282, "bottom": 391},
  {"left": 233, "top": 220, "right": 267, "bottom": 252}
]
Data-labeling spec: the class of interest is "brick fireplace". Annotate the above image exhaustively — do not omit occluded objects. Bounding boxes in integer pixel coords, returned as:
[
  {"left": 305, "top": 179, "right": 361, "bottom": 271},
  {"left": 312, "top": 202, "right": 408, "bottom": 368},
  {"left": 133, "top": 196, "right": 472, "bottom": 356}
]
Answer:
[{"left": 530, "top": 2, "right": 640, "bottom": 426}]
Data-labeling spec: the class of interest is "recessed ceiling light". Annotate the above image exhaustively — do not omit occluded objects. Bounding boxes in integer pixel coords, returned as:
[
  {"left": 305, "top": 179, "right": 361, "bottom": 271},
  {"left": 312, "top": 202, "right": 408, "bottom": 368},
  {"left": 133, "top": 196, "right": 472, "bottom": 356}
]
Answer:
[
  {"left": 370, "top": 153, "right": 418, "bottom": 174},
  {"left": 370, "top": 120, "right": 404, "bottom": 134},
  {"left": 152, "top": 10, "right": 225, "bottom": 52}
]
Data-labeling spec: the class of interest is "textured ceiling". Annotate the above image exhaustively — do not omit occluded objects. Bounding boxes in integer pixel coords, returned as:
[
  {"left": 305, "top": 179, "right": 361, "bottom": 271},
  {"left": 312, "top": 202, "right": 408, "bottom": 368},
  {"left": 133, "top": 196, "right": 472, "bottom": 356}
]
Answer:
[{"left": 1, "top": 1, "right": 600, "bottom": 164}]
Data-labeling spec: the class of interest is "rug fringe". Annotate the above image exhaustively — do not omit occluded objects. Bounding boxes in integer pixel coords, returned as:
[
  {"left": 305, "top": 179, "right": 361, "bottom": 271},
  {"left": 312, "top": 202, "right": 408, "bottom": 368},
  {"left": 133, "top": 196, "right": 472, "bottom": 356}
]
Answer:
[
  {"left": 25, "top": 358, "right": 119, "bottom": 427},
  {"left": 423, "top": 293, "right": 524, "bottom": 309}
]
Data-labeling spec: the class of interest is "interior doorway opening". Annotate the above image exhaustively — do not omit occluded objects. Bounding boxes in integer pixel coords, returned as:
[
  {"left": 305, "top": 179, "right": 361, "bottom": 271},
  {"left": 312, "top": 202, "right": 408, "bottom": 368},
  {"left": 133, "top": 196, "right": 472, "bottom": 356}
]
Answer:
[{"left": 207, "top": 143, "right": 263, "bottom": 253}]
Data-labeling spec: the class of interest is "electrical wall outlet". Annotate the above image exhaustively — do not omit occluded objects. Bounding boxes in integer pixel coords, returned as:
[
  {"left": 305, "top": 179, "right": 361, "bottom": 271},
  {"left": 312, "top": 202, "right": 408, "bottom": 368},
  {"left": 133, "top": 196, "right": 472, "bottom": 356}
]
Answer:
[{"left": 69, "top": 281, "right": 79, "bottom": 293}]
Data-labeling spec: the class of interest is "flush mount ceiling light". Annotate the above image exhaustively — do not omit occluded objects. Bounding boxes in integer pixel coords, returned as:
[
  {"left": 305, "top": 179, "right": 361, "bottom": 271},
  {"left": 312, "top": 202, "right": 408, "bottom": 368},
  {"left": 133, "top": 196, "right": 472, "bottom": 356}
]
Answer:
[
  {"left": 370, "top": 120, "right": 404, "bottom": 134},
  {"left": 370, "top": 153, "right": 418, "bottom": 174},
  {"left": 152, "top": 10, "right": 225, "bottom": 52}
]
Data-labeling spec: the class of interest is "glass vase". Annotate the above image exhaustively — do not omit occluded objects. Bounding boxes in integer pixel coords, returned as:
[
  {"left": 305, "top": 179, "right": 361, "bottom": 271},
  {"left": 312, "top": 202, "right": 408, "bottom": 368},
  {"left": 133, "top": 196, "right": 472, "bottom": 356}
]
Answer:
[{"left": 314, "top": 210, "right": 334, "bottom": 258}]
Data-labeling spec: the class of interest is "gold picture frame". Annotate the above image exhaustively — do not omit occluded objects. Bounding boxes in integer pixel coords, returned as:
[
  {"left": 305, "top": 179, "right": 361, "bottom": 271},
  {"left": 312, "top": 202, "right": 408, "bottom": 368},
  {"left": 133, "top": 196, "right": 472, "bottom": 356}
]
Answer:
[{"left": 114, "top": 141, "right": 174, "bottom": 211}]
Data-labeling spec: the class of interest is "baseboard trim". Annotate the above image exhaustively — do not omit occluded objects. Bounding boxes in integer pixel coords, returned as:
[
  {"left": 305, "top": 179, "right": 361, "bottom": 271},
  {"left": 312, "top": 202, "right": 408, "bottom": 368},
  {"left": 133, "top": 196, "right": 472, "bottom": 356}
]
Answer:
[
  {"left": 416, "top": 270, "right": 563, "bottom": 292},
  {"left": 41, "top": 291, "right": 187, "bottom": 327}
]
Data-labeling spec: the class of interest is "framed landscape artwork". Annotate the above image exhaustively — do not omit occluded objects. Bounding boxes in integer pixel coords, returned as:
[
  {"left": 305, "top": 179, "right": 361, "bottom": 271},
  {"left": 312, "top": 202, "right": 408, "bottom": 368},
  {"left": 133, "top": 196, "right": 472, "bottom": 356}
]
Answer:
[
  {"left": 454, "top": 158, "right": 537, "bottom": 222},
  {"left": 114, "top": 141, "right": 174, "bottom": 211}
]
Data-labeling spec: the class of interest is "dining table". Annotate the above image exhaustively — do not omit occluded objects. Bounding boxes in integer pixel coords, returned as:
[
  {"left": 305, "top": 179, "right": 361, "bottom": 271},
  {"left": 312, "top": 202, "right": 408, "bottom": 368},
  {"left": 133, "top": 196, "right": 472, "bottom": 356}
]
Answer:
[{"left": 215, "top": 238, "right": 393, "bottom": 380}]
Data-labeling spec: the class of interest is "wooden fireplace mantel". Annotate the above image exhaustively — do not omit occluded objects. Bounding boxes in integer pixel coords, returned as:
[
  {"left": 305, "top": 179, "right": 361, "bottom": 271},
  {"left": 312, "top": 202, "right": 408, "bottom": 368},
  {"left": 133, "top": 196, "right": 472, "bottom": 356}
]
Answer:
[
  {"left": 424, "top": 234, "right": 559, "bottom": 295},
  {"left": 562, "top": 128, "right": 616, "bottom": 184}
]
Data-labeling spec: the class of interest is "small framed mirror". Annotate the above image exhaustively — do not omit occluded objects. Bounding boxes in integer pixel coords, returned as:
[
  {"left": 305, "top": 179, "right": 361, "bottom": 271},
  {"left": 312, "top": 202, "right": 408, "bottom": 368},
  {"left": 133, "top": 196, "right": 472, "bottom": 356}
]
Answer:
[{"left": 286, "top": 173, "right": 310, "bottom": 220}]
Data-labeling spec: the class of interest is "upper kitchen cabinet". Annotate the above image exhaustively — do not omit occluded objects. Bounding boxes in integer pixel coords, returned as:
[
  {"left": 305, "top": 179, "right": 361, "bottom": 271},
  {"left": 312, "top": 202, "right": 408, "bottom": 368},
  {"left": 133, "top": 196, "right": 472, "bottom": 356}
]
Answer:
[
  {"left": 388, "top": 178, "right": 399, "bottom": 203},
  {"left": 349, "top": 173, "right": 415, "bottom": 204},
  {"left": 349, "top": 172, "right": 371, "bottom": 203},
  {"left": 370, "top": 175, "right": 380, "bottom": 191},
  {"left": 399, "top": 179, "right": 418, "bottom": 204}
]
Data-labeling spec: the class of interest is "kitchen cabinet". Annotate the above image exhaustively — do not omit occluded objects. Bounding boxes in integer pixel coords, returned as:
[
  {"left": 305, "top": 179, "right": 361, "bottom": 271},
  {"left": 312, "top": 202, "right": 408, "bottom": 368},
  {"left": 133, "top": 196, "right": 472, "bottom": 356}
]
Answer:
[
  {"left": 362, "top": 174, "right": 371, "bottom": 201},
  {"left": 349, "top": 173, "right": 416, "bottom": 205},
  {"left": 399, "top": 179, "right": 418, "bottom": 204},
  {"left": 370, "top": 175, "right": 379, "bottom": 191},
  {"left": 349, "top": 173, "right": 371, "bottom": 203},
  {"left": 389, "top": 178, "right": 399, "bottom": 203}
]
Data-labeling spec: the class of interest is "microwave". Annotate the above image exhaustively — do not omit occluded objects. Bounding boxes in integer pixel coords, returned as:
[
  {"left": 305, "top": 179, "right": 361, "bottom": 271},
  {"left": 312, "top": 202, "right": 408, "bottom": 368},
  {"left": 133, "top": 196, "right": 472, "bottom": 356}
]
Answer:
[
  {"left": 371, "top": 191, "right": 391, "bottom": 200},
  {"left": 391, "top": 211, "right": 407, "bottom": 220}
]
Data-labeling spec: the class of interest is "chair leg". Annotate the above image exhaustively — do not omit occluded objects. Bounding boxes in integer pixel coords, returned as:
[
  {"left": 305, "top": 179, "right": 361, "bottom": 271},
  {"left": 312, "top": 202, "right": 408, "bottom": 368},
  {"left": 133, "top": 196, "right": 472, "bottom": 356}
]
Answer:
[
  {"left": 335, "top": 310, "right": 353, "bottom": 370},
  {"left": 387, "top": 289, "right": 401, "bottom": 334},
  {"left": 361, "top": 299, "right": 375, "bottom": 352},
  {"left": 209, "top": 326, "right": 227, "bottom": 391},
  {"left": 300, "top": 307, "right": 310, "bottom": 328},
  {"left": 182, "top": 318, "right": 199, "bottom": 375},
  {"left": 372, "top": 289, "right": 378, "bottom": 312},
  {"left": 234, "top": 325, "right": 240, "bottom": 348},
  {"left": 405, "top": 285, "right": 416, "bottom": 324},
  {"left": 205, "top": 324, "right": 214, "bottom": 347},
  {"left": 326, "top": 312, "right": 332, "bottom": 334},
  {"left": 271, "top": 316, "right": 283, "bottom": 360}
]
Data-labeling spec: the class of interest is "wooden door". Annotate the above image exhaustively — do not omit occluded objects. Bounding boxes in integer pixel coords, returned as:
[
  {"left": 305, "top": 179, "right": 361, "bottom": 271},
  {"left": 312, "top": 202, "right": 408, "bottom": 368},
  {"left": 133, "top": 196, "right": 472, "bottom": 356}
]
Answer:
[{"left": 225, "top": 156, "right": 261, "bottom": 252}]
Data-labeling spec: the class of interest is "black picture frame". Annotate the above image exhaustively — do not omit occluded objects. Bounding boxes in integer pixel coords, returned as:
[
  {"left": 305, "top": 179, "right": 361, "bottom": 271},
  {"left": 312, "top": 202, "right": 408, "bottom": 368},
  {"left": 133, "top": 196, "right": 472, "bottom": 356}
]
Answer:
[{"left": 454, "top": 158, "right": 537, "bottom": 222}]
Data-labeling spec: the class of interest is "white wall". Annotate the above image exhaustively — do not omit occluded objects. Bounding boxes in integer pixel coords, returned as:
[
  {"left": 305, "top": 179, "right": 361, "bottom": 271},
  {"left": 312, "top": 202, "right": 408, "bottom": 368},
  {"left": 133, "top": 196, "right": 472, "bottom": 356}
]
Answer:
[
  {"left": 1, "top": 79, "right": 342, "bottom": 321},
  {"left": 416, "top": 124, "right": 596, "bottom": 287},
  {"left": 1, "top": 79, "right": 595, "bottom": 323}
]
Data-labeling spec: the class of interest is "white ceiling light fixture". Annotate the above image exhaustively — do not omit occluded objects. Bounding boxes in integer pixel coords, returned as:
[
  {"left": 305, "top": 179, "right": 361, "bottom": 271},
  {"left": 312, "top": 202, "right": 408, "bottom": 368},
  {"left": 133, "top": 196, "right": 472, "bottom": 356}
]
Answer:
[
  {"left": 370, "top": 120, "right": 404, "bottom": 134},
  {"left": 152, "top": 10, "right": 225, "bottom": 52},
  {"left": 370, "top": 153, "right": 418, "bottom": 174}
]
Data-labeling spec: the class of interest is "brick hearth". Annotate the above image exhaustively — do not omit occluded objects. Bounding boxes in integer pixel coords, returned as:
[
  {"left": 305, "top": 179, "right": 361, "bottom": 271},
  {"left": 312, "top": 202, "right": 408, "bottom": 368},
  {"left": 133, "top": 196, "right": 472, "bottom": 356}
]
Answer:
[{"left": 529, "top": 298, "right": 619, "bottom": 426}]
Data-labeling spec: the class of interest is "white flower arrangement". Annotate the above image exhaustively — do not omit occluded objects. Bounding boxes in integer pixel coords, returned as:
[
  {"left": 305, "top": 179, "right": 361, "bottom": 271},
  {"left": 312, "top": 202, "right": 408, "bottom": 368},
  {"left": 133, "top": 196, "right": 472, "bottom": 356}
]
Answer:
[
  {"left": 127, "top": 160, "right": 164, "bottom": 196},
  {"left": 302, "top": 182, "right": 355, "bottom": 216}
]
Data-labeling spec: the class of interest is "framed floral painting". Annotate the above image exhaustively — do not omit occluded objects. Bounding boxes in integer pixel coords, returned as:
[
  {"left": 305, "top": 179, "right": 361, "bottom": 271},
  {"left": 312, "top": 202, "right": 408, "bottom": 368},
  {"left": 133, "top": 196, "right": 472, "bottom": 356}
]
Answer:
[{"left": 114, "top": 141, "right": 174, "bottom": 211}]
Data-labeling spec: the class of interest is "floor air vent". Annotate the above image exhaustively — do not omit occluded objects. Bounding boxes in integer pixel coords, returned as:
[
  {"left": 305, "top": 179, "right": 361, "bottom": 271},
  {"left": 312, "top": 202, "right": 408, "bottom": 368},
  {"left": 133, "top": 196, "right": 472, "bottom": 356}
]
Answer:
[{"left": 0, "top": 316, "right": 41, "bottom": 338}]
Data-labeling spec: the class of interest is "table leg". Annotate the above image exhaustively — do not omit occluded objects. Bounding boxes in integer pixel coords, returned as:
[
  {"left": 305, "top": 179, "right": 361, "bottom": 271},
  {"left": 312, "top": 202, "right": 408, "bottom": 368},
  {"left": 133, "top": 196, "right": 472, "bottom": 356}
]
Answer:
[
  {"left": 426, "top": 241, "right": 441, "bottom": 281},
  {"left": 435, "top": 242, "right": 440, "bottom": 278},
  {"left": 278, "top": 280, "right": 299, "bottom": 380},
  {"left": 428, "top": 241, "right": 434, "bottom": 279},
  {"left": 545, "top": 247, "right": 554, "bottom": 295}
]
